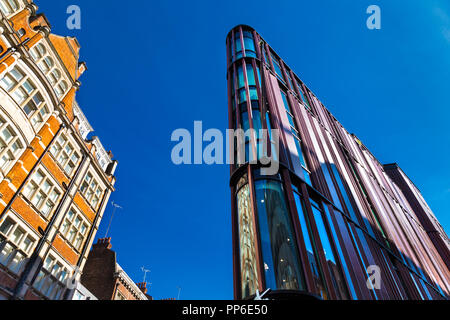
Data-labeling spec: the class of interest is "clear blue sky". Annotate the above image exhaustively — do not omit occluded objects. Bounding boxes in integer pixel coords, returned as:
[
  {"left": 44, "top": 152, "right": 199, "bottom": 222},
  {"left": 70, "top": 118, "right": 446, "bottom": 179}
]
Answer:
[{"left": 37, "top": 0, "right": 449, "bottom": 300}]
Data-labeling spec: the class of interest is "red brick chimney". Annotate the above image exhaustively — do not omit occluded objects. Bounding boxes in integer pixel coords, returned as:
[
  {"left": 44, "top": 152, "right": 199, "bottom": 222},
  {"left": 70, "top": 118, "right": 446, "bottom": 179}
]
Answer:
[
  {"left": 136, "top": 282, "right": 148, "bottom": 294},
  {"left": 93, "top": 237, "right": 112, "bottom": 250}
]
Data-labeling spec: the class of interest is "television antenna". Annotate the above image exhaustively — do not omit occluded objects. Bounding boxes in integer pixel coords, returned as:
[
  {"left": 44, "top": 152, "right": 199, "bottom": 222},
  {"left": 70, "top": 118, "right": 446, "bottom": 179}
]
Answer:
[
  {"left": 105, "top": 201, "right": 123, "bottom": 238},
  {"left": 141, "top": 266, "right": 151, "bottom": 284}
]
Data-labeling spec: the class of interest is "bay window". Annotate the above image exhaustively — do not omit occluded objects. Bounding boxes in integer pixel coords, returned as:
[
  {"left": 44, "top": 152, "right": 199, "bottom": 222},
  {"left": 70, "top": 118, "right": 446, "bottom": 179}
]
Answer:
[
  {"left": 33, "top": 255, "right": 69, "bottom": 300},
  {"left": 61, "top": 208, "right": 89, "bottom": 251},
  {"left": 23, "top": 169, "right": 62, "bottom": 217},
  {"left": 50, "top": 133, "right": 81, "bottom": 176},
  {"left": 0, "top": 217, "right": 36, "bottom": 275},
  {"left": 0, "top": 65, "right": 50, "bottom": 128},
  {"left": 80, "top": 172, "right": 103, "bottom": 210}
]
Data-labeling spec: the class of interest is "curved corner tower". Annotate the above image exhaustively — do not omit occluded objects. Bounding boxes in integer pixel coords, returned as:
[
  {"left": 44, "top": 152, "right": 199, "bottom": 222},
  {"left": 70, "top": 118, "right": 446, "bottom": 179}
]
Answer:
[{"left": 226, "top": 25, "right": 450, "bottom": 300}]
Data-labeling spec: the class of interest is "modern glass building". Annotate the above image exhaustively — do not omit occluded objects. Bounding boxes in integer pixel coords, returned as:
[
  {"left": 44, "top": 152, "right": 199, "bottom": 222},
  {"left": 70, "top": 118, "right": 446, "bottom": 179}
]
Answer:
[{"left": 227, "top": 25, "right": 450, "bottom": 300}]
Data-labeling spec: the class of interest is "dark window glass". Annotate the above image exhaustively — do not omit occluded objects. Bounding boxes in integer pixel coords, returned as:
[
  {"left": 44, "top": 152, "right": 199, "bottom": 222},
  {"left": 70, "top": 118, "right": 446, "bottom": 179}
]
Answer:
[
  {"left": 238, "top": 88, "right": 247, "bottom": 104},
  {"left": 297, "top": 83, "right": 311, "bottom": 110},
  {"left": 287, "top": 73, "right": 296, "bottom": 92},
  {"left": 256, "top": 65, "right": 262, "bottom": 88},
  {"left": 23, "top": 102, "right": 35, "bottom": 116},
  {"left": 246, "top": 63, "right": 256, "bottom": 86},
  {"left": 324, "top": 206, "right": 357, "bottom": 299},
  {"left": 241, "top": 111, "right": 250, "bottom": 133},
  {"left": 419, "top": 278, "right": 432, "bottom": 300},
  {"left": 321, "top": 163, "right": 343, "bottom": 211},
  {"left": 229, "top": 37, "right": 234, "bottom": 62},
  {"left": 280, "top": 91, "right": 292, "bottom": 114},
  {"left": 255, "top": 179, "right": 305, "bottom": 291},
  {"left": 329, "top": 165, "right": 361, "bottom": 227},
  {"left": 252, "top": 110, "right": 262, "bottom": 133},
  {"left": 293, "top": 191, "right": 328, "bottom": 299},
  {"left": 310, "top": 200, "right": 349, "bottom": 300},
  {"left": 380, "top": 249, "right": 405, "bottom": 300},
  {"left": 280, "top": 91, "right": 311, "bottom": 185},
  {"left": 265, "top": 112, "right": 279, "bottom": 162},
  {"left": 237, "top": 65, "right": 245, "bottom": 89},
  {"left": 271, "top": 53, "right": 284, "bottom": 82},
  {"left": 263, "top": 47, "right": 269, "bottom": 66},
  {"left": 230, "top": 70, "right": 235, "bottom": 96},
  {"left": 348, "top": 224, "right": 379, "bottom": 300},
  {"left": 346, "top": 156, "right": 388, "bottom": 243},
  {"left": 249, "top": 88, "right": 258, "bottom": 101},
  {"left": 235, "top": 31, "right": 243, "bottom": 59},
  {"left": 243, "top": 30, "right": 256, "bottom": 58},
  {"left": 409, "top": 273, "right": 425, "bottom": 300}
]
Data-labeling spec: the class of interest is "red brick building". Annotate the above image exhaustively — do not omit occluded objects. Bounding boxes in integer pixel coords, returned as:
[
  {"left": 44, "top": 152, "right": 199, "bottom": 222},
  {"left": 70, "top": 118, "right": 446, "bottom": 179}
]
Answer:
[
  {"left": 81, "top": 238, "right": 150, "bottom": 300},
  {"left": 0, "top": 0, "right": 117, "bottom": 300}
]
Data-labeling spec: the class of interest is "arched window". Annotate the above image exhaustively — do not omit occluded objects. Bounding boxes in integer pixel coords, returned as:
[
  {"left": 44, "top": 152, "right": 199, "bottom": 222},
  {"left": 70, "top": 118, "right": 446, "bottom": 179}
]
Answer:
[
  {"left": 0, "top": 0, "right": 19, "bottom": 16},
  {"left": 30, "top": 43, "right": 47, "bottom": 61},
  {"left": 30, "top": 42, "right": 69, "bottom": 98},
  {"left": 0, "top": 65, "right": 50, "bottom": 129},
  {"left": 49, "top": 69, "right": 61, "bottom": 85},
  {"left": 55, "top": 80, "right": 68, "bottom": 98},
  {"left": 39, "top": 56, "right": 54, "bottom": 74}
]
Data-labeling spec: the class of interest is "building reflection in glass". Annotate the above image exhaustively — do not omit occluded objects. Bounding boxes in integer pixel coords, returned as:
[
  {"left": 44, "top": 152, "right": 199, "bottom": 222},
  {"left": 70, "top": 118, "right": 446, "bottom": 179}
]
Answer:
[
  {"left": 254, "top": 177, "right": 305, "bottom": 291},
  {"left": 236, "top": 175, "right": 259, "bottom": 298}
]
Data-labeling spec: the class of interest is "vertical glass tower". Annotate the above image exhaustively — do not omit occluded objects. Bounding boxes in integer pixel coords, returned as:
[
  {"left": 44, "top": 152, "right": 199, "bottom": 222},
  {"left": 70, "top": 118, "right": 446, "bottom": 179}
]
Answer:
[{"left": 227, "top": 25, "right": 450, "bottom": 300}]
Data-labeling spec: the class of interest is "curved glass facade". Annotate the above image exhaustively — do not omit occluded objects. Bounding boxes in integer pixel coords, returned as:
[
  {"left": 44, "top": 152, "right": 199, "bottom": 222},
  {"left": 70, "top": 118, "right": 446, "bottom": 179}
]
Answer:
[
  {"left": 228, "top": 26, "right": 450, "bottom": 301},
  {"left": 254, "top": 177, "right": 305, "bottom": 292},
  {"left": 236, "top": 175, "right": 259, "bottom": 298}
]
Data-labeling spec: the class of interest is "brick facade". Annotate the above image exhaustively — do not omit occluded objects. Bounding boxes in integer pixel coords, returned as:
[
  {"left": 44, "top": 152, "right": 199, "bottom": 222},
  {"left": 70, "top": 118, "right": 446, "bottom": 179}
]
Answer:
[
  {"left": 0, "top": 0, "right": 117, "bottom": 300},
  {"left": 81, "top": 238, "right": 149, "bottom": 301}
]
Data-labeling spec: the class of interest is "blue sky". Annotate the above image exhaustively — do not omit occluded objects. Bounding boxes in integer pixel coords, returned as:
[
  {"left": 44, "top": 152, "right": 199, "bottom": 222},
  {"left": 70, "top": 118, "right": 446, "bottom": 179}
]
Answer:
[{"left": 37, "top": 0, "right": 450, "bottom": 300}]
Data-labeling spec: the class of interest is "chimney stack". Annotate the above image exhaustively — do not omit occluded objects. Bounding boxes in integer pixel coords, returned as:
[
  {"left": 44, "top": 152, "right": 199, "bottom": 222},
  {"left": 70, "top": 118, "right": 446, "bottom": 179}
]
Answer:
[
  {"left": 93, "top": 237, "right": 112, "bottom": 250},
  {"left": 136, "top": 282, "right": 148, "bottom": 295}
]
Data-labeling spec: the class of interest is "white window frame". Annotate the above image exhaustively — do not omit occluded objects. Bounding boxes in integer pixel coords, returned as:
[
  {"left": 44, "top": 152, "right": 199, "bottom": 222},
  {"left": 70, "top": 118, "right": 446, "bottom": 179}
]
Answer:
[
  {"left": 50, "top": 132, "right": 81, "bottom": 177},
  {"left": 60, "top": 207, "right": 89, "bottom": 252},
  {"left": 80, "top": 171, "right": 103, "bottom": 210},
  {"left": 22, "top": 167, "right": 63, "bottom": 218},
  {"left": 29, "top": 41, "right": 69, "bottom": 99},
  {"left": 0, "top": 116, "right": 24, "bottom": 174},
  {"left": 0, "top": 65, "right": 51, "bottom": 129},
  {"left": 0, "top": 0, "right": 20, "bottom": 17},
  {"left": 0, "top": 215, "right": 36, "bottom": 275},
  {"left": 33, "top": 254, "right": 70, "bottom": 300}
]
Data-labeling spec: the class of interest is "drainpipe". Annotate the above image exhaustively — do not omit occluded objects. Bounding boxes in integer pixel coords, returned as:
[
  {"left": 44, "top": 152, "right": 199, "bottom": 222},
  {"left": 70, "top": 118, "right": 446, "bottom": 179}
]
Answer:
[
  {"left": 12, "top": 152, "right": 89, "bottom": 300},
  {"left": 62, "top": 160, "right": 117, "bottom": 300}
]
